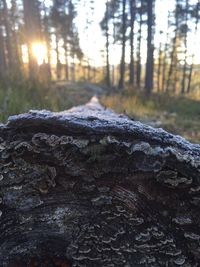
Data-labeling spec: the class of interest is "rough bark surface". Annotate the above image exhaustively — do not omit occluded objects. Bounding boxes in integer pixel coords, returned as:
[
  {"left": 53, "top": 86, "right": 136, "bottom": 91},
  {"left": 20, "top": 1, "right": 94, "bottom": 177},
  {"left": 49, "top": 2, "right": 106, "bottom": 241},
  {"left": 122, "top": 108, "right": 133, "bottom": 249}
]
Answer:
[{"left": 0, "top": 98, "right": 200, "bottom": 267}]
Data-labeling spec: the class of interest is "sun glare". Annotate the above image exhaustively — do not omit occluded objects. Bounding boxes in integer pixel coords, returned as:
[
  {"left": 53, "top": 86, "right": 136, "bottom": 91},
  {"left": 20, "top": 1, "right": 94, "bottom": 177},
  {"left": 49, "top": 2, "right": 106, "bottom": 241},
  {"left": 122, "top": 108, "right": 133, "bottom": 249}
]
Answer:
[{"left": 32, "top": 43, "right": 48, "bottom": 65}]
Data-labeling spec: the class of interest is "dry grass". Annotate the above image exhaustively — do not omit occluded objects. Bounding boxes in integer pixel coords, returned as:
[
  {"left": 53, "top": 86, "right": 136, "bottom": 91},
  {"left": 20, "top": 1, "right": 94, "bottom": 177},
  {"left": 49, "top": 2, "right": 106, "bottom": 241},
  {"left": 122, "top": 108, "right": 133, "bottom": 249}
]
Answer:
[{"left": 101, "top": 92, "right": 200, "bottom": 144}]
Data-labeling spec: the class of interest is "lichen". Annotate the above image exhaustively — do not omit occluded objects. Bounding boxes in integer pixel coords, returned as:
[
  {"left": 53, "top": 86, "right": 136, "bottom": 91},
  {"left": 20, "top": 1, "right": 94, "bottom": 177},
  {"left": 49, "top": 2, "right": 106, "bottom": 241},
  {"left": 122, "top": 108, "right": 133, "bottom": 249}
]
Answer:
[{"left": 172, "top": 216, "right": 193, "bottom": 225}]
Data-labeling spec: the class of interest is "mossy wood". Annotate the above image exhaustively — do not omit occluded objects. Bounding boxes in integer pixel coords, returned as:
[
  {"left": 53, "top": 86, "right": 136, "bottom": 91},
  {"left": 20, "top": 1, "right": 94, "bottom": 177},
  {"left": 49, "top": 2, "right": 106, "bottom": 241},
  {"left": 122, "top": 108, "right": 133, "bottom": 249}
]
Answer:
[{"left": 0, "top": 99, "right": 200, "bottom": 267}]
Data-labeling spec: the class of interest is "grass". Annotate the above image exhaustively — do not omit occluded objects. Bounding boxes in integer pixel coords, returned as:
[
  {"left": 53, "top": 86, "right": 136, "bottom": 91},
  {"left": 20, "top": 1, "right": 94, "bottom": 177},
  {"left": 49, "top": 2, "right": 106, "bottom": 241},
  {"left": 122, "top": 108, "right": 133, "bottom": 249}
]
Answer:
[
  {"left": 101, "top": 91, "right": 200, "bottom": 144},
  {"left": 0, "top": 80, "right": 59, "bottom": 122},
  {"left": 0, "top": 80, "right": 101, "bottom": 122}
]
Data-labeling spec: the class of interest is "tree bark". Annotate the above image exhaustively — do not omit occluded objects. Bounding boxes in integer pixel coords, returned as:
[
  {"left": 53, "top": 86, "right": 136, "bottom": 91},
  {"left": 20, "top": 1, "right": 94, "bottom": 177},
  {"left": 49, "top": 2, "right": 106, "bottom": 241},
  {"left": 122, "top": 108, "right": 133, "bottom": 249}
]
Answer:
[{"left": 0, "top": 99, "right": 200, "bottom": 266}]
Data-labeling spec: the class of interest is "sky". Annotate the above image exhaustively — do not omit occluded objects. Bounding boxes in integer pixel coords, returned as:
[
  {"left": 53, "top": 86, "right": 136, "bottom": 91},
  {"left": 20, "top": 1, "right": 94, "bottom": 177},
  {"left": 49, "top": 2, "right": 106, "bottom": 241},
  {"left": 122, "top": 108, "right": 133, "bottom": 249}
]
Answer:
[
  {"left": 75, "top": 0, "right": 107, "bottom": 66},
  {"left": 75, "top": 0, "right": 200, "bottom": 67}
]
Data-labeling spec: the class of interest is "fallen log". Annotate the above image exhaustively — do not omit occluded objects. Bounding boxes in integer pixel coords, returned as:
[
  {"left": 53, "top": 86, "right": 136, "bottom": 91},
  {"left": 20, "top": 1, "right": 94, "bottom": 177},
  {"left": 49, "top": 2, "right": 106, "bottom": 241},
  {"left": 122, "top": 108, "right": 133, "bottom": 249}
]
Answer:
[{"left": 0, "top": 98, "right": 200, "bottom": 267}]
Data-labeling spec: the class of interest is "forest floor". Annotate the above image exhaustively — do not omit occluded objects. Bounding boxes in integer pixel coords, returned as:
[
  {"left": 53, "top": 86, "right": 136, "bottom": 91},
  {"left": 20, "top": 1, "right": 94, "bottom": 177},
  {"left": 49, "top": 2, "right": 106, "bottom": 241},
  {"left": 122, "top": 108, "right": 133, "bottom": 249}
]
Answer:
[{"left": 0, "top": 81, "right": 199, "bottom": 144}]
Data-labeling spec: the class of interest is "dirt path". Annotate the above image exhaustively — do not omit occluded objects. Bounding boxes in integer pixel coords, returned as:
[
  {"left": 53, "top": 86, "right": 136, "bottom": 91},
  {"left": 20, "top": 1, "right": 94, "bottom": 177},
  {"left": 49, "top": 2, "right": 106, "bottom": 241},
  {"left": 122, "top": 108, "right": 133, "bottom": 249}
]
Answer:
[
  {"left": 51, "top": 81, "right": 106, "bottom": 110},
  {"left": 55, "top": 81, "right": 104, "bottom": 96}
]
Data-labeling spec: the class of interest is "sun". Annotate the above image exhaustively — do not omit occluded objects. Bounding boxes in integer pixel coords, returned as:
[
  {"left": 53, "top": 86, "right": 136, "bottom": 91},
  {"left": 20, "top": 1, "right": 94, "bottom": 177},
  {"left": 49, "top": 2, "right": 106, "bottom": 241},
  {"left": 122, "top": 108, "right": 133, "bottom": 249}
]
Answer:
[{"left": 32, "top": 43, "right": 48, "bottom": 65}]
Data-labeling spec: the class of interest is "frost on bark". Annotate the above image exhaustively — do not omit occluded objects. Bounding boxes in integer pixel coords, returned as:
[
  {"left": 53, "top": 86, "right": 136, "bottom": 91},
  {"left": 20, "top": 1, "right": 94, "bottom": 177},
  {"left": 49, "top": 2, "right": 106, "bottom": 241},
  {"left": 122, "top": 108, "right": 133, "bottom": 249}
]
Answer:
[{"left": 0, "top": 98, "right": 200, "bottom": 267}]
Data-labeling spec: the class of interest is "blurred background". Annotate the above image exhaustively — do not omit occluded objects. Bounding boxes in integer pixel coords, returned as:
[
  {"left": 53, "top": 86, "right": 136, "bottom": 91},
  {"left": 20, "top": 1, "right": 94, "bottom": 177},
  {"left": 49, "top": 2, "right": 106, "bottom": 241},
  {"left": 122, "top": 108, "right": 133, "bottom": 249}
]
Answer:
[{"left": 0, "top": 0, "right": 199, "bottom": 143}]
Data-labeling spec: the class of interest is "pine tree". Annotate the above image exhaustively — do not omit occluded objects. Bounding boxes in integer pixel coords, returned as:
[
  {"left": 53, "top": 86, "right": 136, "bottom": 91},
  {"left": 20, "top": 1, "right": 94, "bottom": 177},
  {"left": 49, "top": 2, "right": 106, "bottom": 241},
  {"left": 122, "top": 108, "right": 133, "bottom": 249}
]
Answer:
[
  {"left": 187, "top": 0, "right": 200, "bottom": 93},
  {"left": 105, "top": 0, "right": 111, "bottom": 87},
  {"left": 129, "top": 0, "right": 136, "bottom": 86},
  {"left": 118, "top": 0, "right": 127, "bottom": 89},
  {"left": 161, "top": 11, "right": 170, "bottom": 92},
  {"left": 0, "top": 26, "right": 7, "bottom": 77},
  {"left": 42, "top": 1, "right": 52, "bottom": 80},
  {"left": 100, "top": 0, "right": 111, "bottom": 87},
  {"left": 2, "top": 0, "right": 13, "bottom": 72},
  {"left": 136, "top": 0, "right": 144, "bottom": 89},
  {"left": 166, "top": 1, "right": 180, "bottom": 92},
  {"left": 157, "top": 37, "right": 162, "bottom": 92},
  {"left": 144, "top": 0, "right": 155, "bottom": 95},
  {"left": 0, "top": 1, "right": 7, "bottom": 77},
  {"left": 181, "top": 0, "right": 189, "bottom": 94},
  {"left": 23, "top": 0, "right": 42, "bottom": 80}
]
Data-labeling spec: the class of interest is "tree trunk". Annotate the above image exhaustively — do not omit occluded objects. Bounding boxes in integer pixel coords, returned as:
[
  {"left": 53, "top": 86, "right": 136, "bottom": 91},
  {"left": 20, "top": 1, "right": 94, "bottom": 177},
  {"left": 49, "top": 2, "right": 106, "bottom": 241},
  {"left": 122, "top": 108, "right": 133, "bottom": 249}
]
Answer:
[
  {"left": 1, "top": 99, "right": 200, "bottom": 266},
  {"left": 56, "top": 33, "right": 61, "bottom": 80},
  {"left": 181, "top": 0, "right": 189, "bottom": 95},
  {"left": 23, "top": 0, "right": 41, "bottom": 80},
  {"left": 0, "top": 27, "right": 7, "bottom": 77},
  {"left": 187, "top": 0, "right": 200, "bottom": 94},
  {"left": 11, "top": 0, "right": 22, "bottom": 75},
  {"left": 112, "top": 64, "right": 115, "bottom": 86},
  {"left": 105, "top": 0, "right": 111, "bottom": 87},
  {"left": 2, "top": 0, "right": 13, "bottom": 72},
  {"left": 72, "top": 59, "right": 75, "bottom": 82},
  {"left": 136, "top": 0, "right": 143, "bottom": 89},
  {"left": 64, "top": 39, "right": 69, "bottom": 81},
  {"left": 87, "top": 59, "right": 91, "bottom": 81},
  {"left": 145, "top": 0, "right": 154, "bottom": 95},
  {"left": 129, "top": 0, "right": 136, "bottom": 86},
  {"left": 43, "top": 3, "right": 52, "bottom": 81},
  {"left": 166, "top": 4, "right": 178, "bottom": 93},
  {"left": 161, "top": 12, "right": 170, "bottom": 92},
  {"left": 157, "top": 41, "right": 162, "bottom": 92},
  {"left": 173, "top": 56, "right": 179, "bottom": 94},
  {"left": 187, "top": 61, "right": 193, "bottom": 94},
  {"left": 118, "top": 0, "right": 127, "bottom": 89},
  {"left": 161, "top": 47, "right": 167, "bottom": 92}
]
